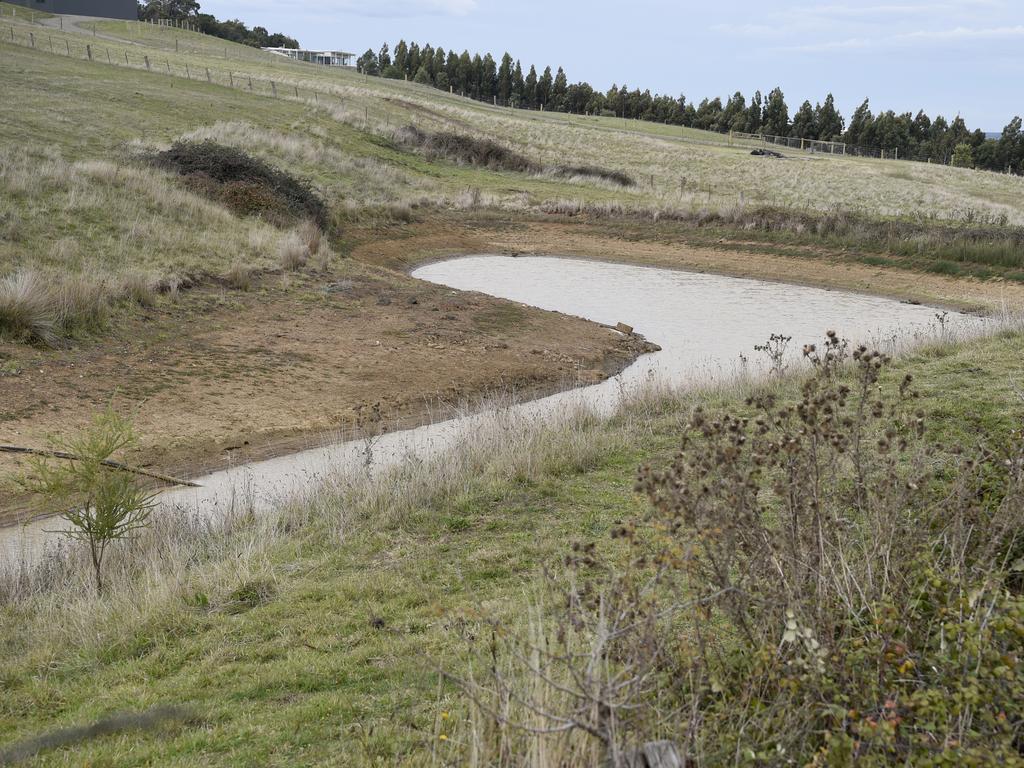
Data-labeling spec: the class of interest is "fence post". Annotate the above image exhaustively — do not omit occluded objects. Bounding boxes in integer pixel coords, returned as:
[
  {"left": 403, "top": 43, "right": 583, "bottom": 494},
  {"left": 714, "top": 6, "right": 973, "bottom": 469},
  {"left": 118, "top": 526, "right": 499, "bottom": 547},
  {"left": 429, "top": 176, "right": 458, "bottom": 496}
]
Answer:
[
  {"left": 28, "top": 31, "right": 33, "bottom": 47},
  {"left": 48, "top": 35, "right": 52, "bottom": 51},
  {"left": 165, "top": 60, "right": 170, "bottom": 73},
  {"left": 270, "top": 80, "right": 276, "bottom": 97},
  {"left": 206, "top": 67, "right": 210, "bottom": 82},
  {"left": 185, "top": 63, "right": 190, "bottom": 78},
  {"left": 65, "top": 39, "right": 70, "bottom": 55},
  {"left": 106, "top": 48, "right": 111, "bottom": 64},
  {"left": 175, "top": 38, "right": 178, "bottom": 52},
  {"left": 144, "top": 55, "right": 150, "bottom": 70},
  {"left": 229, "top": 71, "right": 233, "bottom": 86},
  {"left": 293, "top": 85, "right": 298, "bottom": 98},
  {"left": 86, "top": 44, "right": 92, "bottom": 60},
  {"left": 125, "top": 50, "right": 129, "bottom": 64},
  {"left": 314, "top": 91, "right": 318, "bottom": 104},
  {"left": 247, "top": 76, "right": 252, "bottom": 90}
]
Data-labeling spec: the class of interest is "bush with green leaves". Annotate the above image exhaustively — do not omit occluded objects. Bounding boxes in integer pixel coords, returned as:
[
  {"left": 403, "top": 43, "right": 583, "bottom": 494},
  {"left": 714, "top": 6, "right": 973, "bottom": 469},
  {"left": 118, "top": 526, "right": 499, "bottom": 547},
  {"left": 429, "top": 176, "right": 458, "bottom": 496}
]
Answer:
[{"left": 23, "top": 409, "right": 154, "bottom": 596}]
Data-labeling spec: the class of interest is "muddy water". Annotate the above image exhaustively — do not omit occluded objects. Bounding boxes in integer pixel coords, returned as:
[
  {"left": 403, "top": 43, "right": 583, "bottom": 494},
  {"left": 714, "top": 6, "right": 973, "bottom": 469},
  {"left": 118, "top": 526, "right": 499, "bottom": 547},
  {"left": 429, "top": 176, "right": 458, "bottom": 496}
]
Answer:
[{"left": 2, "top": 256, "right": 973, "bottom": 563}]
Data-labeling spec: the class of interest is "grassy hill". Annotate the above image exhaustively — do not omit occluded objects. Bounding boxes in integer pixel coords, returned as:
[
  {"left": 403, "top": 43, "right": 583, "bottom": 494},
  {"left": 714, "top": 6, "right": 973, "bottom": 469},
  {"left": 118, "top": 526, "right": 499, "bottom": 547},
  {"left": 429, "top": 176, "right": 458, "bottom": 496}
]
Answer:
[{"left": 2, "top": 8, "right": 1024, "bottom": 765}]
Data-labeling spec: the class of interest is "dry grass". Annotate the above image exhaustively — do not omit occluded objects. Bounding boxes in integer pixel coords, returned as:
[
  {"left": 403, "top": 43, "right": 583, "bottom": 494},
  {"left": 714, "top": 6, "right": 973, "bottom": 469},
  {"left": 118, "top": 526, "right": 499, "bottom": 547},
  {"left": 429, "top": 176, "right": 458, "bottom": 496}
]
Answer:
[
  {"left": 278, "top": 230, "right": 309, "bottom": 271},
  {"left": 0, "top": 271, "right": 57, "bottom": 345}
]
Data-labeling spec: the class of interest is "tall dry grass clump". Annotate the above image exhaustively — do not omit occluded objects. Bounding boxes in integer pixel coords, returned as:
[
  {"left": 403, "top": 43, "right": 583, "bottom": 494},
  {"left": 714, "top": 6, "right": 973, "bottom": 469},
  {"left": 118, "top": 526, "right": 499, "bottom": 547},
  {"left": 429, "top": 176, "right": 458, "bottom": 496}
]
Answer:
[
  {"left": 451, "top": 333, "right": 1024, "bottom": 766},
  {"left": 278, "top": 230, "right": 309, "bottom": 271},
  {"left": 0, "top": 271, "right": 57, "bottom": 345}
]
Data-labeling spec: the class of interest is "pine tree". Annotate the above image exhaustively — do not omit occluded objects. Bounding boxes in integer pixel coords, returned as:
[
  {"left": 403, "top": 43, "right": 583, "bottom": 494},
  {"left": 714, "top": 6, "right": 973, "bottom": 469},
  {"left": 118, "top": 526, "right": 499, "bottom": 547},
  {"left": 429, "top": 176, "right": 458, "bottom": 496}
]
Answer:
[
  {"left": 814, "top": 94, "right": 844, "bottom": 141},
  {"left": 356, "top": 49, "right": 379, "bottom": 76},
  {"left": 551, "top": 67, "right": 568, "bottom": 111},
  {"left": 407, "top": 42, "right": 421, "bottom": 78},
  {"left": 378, "top": 43, "right": 391, "bottom": 70},
  {"left": 433, "top": 47, "right": 446, "bottom": 86},
  {"left": 481, "top": 54, "right": 497, "bottom": 101},
  {"left": 762, "top": 87, "right": 789, "bottom": 136},
  {"left": 790, "top": 100, "right": 816, "bottom": 140},
  {"left": 393, "top": 40, "right": 408, "bottom": 75},
  {"left": 846, "top": 98, "right": 873, "bottom": 146},
  {"left": 524, "top": 65, "right": 538, "bottom": 109},
  {"left": 537, "top": 66, "right": 553, "bottom": 109},
  {"left": 497, "top": 53, "right": 513, "bottom": 105},
  {"left": 511, "top": 61, "right": 525, "bottom": 107},
  {"left": 745, "top": 91, "right": 763, "bottom": 133}
]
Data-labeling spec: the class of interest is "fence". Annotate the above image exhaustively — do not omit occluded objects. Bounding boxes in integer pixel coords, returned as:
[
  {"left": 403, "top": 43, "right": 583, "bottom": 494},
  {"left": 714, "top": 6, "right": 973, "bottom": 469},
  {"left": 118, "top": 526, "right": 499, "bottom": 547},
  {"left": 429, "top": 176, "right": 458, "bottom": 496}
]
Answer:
[
  {"left": 729, "top": 131, "right": 851, "bottom": 156},
  {"left": 0, "top": 19, "right": 425, "bottom": 133}
]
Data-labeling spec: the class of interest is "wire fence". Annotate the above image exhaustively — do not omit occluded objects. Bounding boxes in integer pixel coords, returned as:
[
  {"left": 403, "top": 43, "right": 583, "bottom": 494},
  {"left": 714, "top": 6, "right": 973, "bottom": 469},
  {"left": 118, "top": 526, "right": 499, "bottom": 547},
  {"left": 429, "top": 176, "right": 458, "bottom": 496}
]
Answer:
[{"left": 0, "top": 19, "right": 427, "bottom": 132}]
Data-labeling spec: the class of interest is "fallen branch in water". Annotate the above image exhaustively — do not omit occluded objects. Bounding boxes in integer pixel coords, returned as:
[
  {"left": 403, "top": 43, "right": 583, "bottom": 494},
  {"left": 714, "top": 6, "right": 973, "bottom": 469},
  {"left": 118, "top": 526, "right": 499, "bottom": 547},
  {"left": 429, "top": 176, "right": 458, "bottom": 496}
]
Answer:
[{"left": 0, "top": 446, "right": 201, "bottom": 488}]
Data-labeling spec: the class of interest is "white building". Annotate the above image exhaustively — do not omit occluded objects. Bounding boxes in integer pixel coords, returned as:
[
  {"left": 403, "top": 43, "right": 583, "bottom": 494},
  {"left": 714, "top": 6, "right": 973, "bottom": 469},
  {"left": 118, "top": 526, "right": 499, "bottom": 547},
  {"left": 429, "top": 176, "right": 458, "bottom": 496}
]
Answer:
[{"left": 262, "top": 47, "right": 354, "bottom": 68}]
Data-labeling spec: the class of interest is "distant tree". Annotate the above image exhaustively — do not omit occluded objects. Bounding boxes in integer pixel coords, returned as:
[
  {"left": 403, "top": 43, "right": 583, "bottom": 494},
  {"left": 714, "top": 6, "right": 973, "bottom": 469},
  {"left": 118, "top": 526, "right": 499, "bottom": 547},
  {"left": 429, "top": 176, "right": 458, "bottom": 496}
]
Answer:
[
  {"left": 433, "top": 46, "right": 447, "bottom": 83},
  {"left": 356, "top": 49, "right": 379, "bottom": 75},
  {"left": 951, "top": 142, "right": 974, "bottom": 168},
  {"left": 497, "top": 53, "right": 513, "bottom": 105},
  {"left": 694, "top": 97, "right": 724, "bottom": 131},
  {"left": 393, "top": 40, "right": 408, "bottom": 75},
  {"left": 511, "top": 60, "right": 525, "bottom": 106},
  {"left": 413, "top": 64, "right": 432, "bottom": 85},
  {"left": 790, "top": 100, "right": 817, "bottom": 140},
  {"left": 537, "top": 66, "right": 553, "bottom": 109},
  {"left": 722, "top": 91, "right": 747, "bottom": 132},
  {"left": 524, "top": 65, "right": 538, "bottom": 109},
  {"left": 745, "top": 91, "right": 763, "bottom": 133},
  {"left": 814, "top": 93, "right": 844, "bottom": 141},
  {"left": 845, "top": 98, "right": 874, "bottom": 146},
  {"left": 550, "top": 67, "right": 567, "bottom": 111},
  {"left": 762, "top": 87, "right": 789, "bottom": 136},
  {"left": 138, "top": 0, "right": 199, "bottom": 20},
  {"left": 378, "top": 43, "right": 391, "bottom": 70},
  {"left": 480, "top": 53, "right": 497, "bottom": 101}
]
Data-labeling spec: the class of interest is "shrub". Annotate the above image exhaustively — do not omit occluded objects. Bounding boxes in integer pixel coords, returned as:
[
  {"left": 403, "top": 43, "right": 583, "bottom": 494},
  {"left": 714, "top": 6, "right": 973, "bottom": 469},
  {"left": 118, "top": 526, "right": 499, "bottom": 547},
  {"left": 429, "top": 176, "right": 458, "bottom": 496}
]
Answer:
[
  {"left": 397, "top": 126, "right": 539, "bottom": 173},
  {"left": 455, "top": 334, "right": 1024, "bottom": 765},
  {"left": 22, "top": 408, "right": 154, "bottom": 595},
  {"left": 152, "top": 141, "right": 328, "bottom": 228},
  {"left": 552, "top": 164, "right": 635, "bottom": 187}
]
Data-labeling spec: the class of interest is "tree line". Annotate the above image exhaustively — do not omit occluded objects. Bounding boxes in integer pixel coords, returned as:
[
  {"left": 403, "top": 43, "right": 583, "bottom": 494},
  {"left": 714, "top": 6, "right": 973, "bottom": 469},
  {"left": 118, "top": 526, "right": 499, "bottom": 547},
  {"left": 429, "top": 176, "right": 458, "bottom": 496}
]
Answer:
[
  {"left": 356, "top": 40, "right": 1024, "bottom": 174},
  {"left": 136, "top": 0, "right": 299, "bottom": 50}
]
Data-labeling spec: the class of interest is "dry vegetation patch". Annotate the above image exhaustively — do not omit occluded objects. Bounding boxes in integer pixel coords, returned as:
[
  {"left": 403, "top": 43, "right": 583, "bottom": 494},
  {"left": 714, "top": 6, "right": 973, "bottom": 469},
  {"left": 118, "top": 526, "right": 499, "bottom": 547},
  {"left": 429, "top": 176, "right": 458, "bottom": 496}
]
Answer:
[{"left": 151, "top": 140, "right": 328, "bottom": 229}]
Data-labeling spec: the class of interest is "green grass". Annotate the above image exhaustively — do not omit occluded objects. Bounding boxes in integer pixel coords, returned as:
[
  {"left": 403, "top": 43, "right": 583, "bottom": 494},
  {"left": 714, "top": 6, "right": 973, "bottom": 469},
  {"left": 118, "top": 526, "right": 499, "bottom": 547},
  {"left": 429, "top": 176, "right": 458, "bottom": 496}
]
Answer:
[{"left": 2, "top": 330, "right": 1021, "bottom": 765}]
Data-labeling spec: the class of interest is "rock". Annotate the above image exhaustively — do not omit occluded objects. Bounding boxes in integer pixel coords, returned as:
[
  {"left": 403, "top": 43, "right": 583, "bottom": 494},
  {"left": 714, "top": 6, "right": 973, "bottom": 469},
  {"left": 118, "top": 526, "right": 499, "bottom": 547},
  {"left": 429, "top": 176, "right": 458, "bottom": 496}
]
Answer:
[{"left": 615, "top": 322, "right": 634, "bottom": 335}]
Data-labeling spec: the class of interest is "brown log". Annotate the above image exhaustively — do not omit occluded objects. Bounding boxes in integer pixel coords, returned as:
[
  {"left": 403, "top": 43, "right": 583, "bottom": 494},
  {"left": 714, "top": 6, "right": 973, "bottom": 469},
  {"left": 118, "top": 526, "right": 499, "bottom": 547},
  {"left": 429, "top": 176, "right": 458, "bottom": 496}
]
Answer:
[{"left": 0, "top": 446, "right": 200, "bottom": 488}]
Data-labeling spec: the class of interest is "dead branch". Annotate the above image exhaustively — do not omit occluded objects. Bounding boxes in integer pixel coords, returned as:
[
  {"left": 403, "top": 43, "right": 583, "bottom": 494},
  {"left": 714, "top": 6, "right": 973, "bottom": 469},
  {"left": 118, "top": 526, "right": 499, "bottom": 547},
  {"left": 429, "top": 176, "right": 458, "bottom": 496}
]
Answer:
[{"left": 0, "top": 446, "right": 201, "bottom": 488}]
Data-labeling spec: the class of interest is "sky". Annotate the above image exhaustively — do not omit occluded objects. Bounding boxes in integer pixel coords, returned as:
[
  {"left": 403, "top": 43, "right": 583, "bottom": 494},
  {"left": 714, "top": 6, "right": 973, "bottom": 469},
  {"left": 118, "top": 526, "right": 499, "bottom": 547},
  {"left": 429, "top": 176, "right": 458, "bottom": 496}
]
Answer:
[{"left": 199, "top": 0, "right": 1023, "bottom": 131}]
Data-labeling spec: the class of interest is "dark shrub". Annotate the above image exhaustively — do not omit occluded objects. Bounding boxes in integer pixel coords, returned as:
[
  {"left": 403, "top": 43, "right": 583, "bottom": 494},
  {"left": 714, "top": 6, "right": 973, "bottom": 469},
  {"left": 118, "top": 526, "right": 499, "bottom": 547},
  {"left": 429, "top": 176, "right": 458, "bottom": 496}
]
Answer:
[
  {"left": 397, "top": 126, "right": 539, "bottom": 172},
  {"left": 552, "top": 164, "right": 635, "bottom": 187},
  {"left": 153, "top": 141, "right": 327, "bottom": 228}
]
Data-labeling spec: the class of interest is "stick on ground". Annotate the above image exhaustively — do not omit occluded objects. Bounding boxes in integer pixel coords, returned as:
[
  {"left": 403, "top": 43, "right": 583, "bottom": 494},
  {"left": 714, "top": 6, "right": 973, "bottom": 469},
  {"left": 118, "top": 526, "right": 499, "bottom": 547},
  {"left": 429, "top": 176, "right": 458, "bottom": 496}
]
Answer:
[{"left": 0, "top": 446, "right": 201, "bottom": 488}]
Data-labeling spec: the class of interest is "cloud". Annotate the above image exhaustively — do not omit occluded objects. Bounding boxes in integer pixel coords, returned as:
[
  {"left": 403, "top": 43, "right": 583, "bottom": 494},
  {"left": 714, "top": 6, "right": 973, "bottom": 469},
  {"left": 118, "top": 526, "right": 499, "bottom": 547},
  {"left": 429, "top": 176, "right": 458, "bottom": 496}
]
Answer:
[
  {"left": 780, "top": 23, "right": 1024, "bottom": 51},
  {"left": 214, "top": 0, "right": 478, "bottom": 19}
]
